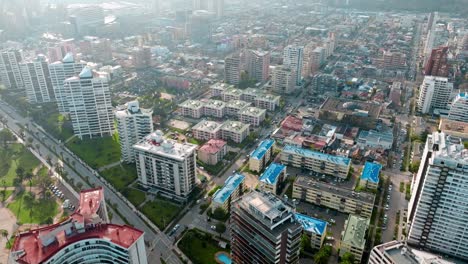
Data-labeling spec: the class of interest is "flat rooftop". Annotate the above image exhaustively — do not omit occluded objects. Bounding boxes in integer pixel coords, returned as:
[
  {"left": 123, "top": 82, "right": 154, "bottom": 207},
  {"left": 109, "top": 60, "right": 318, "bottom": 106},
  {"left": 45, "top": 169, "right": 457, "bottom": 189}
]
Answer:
[
  {"left": 250, "top": 139, "right": 275, "bottom": 160},
  {"left": 78, "top": 187, "right": 103, "bottom": 221},
  {"left": 226, "top": 100, "right": 251, "bottom": 109},
  {"left": 361, "top": 162, "right": 382, "bottom": 184},
  {"left": 239, "top": 107, "right": 266, "bottom": 117},
  {"left": 223, "top": 87, "right": 244, "bottom": 96},
  {"left": 439, "top": 118, "right": 468, "bottom": 138},
  {"left": 283, "top": 145, "right": 351, "bottom": 166},
  {"left": 192, "top": 120, "right": 222, "bottom": 133},
  {"left": 211, "top": 82, "right": 235, "bottom": 90},
  {"left": 342, "top": 214, "right": 369, "bottom": 250},
  {"left": 238, "top": 191, "right": 293, "bottom": 225},
  {"left": 295, "top": 213, "right": 327, "bottom": 236},
  {"left": 259, "top": 163, "right": 286, "bottom": 185},
  {"left": 199, "top": 139, "right": 226, "bottom": 154},
  {"left": 221, "top": 120, "right": 250, "bottom": 132},
  {"left": 294, "top": 176, "right": 375, "bottom": 204},
  {"left": 203, "top": 99, "right": 226, "bottom": 109},
  {"left": 179, "top": 99, "right": 204, "bottom": 109},
  {"left": 320, "top": 97, "right": 381, "bottom": 119},
  {"left": 213, "top": 173, "right": 245, "bottom": 204},
  {"left": 133, "top": 130, "right": 197, "bottom": 161}
]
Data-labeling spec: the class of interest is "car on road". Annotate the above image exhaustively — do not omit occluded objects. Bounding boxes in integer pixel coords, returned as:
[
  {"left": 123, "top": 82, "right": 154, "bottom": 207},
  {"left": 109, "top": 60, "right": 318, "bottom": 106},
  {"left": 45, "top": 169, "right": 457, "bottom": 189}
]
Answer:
[
  {"left": 210, "top": 225, "right": 216, "bottom": 230},
  {"left": 329, "top": 219, "right": 336, "bottom": 224},
  {"left": 326, "top": 236, "right": 334, "bottom": 241}
]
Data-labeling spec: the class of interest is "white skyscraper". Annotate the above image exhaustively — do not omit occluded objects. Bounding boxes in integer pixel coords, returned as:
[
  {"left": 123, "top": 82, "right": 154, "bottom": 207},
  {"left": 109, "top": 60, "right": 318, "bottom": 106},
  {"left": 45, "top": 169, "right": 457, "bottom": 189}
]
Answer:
[
  {"left": 64, "top": 66, "right": 113, "bottom": 139},
  {"left": 417, "top": 76, "right": 453, "bottom": 114},
  {"left": 133, "top": 130, "right": 197, "bottom": 202},
  {"left": 283, "top": 45, "right": 304, "bottom": 86},
  {"left": 447, "top": 92, "right": 468, "bottom": 123},
  {"left": 224, "top": 53, "right": 241, "bottom": 85},
  {"left": 20, "top": 55, "right": 55, "bottom": 103},
  {"left": 49, "top": 53, "right": 86, "bottom": 113},
  {"left": 272, "top": 66, "right": 296, "bottom": 94},
  {"left": 115, "top": 101, "right": 153, "bottom": 163},
  {"left": 407, "top": 132, "right": 468, "bottom": 261},
  {"left": 0, "top": 49, "right": 24, "bottom": 89}
]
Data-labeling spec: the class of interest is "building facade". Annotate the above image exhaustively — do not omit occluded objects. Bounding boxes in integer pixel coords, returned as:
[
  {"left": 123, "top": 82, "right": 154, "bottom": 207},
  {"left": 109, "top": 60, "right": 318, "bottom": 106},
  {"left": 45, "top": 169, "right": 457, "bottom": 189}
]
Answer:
[
  {"left": 417, "top": 76, "right": 453, "bottom": 114},
  {"left": 407, "top": 132, "right": 468, "bottom": 261},
  {"left": 239, "top": 106, "right": 266, "bottom": 127},
  {"left": 447, "top": 93, "right": 468, "bottom": 123},
  {"left": 115, "top": 101, "right": 153, "bottom": 163},
  {"left": 259, "top": 163, "right": 286, "bottom": 195},
  {"left": 64, "top": 67, "right": 113, "bottom": 139},
  {"left": 249, "top": 139, "right": 275, "bottom": 172},
  {"left": 246, "top": 50, "right": 270, "bottom": 83},
  {"left": 179, "top": 99, "right": 204, "bottom": 118},
  {"left": 192, "top": 120, "right": 223, "bottom": 141},
  {"left": 0, "top": 49, "right": 24, "bottom": 89},
  {"left": 212, "top": 173, "right": 245, "bottom": 213},
  {"left": 283, "top": 45, "right": 303, "bottom": 86},
  {"left": 220, "top": 120, "right": 250, "bottom": 143},
  {"left": 225, "top": 53, "right": 241, "bottom": 85},
  {"left": 272, "top": 66, "right": 296, "bottom": 94},
  {"left": 20, "top": 55, "right": 55, "bottom": 103},
  {"left": 133, "top": 131, "right": 197, "bottom": 202},
  {"left": 295, "top": 213, "right": 327, "bottom": 250},
  {"left": 340, "top": 215, "right": 369, "bottom": 264},
  {"left": 281, "top": 145, "right": 351, "bottom": 179},
  {"left": 198, "top": 139, "right": 227, "bottom": 165},
  {"left": 230, "top": 191, "right": 303, "bottom": 264}
]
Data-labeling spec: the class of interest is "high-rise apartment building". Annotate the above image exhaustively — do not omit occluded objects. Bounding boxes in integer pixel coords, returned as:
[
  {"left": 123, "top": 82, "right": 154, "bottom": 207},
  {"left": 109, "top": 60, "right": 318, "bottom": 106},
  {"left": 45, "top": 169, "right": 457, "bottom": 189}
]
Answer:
[
  {"left": 246, "top": 50, "right": 270, "bottom": 83},
  {"left": 188, "top": 10, "right": 213, "bottom": 44},
  {"left": 230, "top": 191, "right": 303, "bottom": 264},
  {"left": 47, "top": 39, "right": 75, "bottom": 63},
  {"left": 20, "top": 55, "right": 55, "bottom": 103},
  {"left": 63, "top": 67, "right": 113, "bottom": 139},
  {"left": 224, "top": 53, "right": 242, "bottom": 85},
  {"left": 424, "top": 46, "right": 449, "bottom": 77},
  {"left": 417, "top": 76, "right": 453, "bottom": 114},
  {"left": 407, "top": 132, "right": 468, "bottom": 261},
  {"left": 0, "top": 49, "right": 24, "bottom": 89},
  {"left": 49, "top": 53, "right": 86, "bottom": 113},
  {"left": 447, "top": 93, "right": 468, "bottom": 123},
  {"left": 9, "top": 187, "right": 147, "bottom": 264},
  {"left": 283, "top": 45, "right": 304, "bottom": 85},
  {"left": 68, "top": 4, "right": 105, "bottom": 35},
  {"left": 133, "top": 130, "right": 197, "bottom": 202},
  {"left": 115, "top": 101, "right": 153, "bottom": 163},
  {"left": 272, "top": 66, "right": 296, "bottom": 94}
]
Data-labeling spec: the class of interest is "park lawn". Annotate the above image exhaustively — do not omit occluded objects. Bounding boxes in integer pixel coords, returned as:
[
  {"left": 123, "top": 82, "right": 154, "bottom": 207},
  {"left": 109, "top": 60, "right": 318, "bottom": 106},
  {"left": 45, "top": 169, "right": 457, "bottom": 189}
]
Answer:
[
  {"left": 66, "top": 133, "right": 121, "bottom": 169},
  {"left": 122, "top": 188, "right": 146, "bottom": 207},
  {"left": 46, "top": 113, "right": 74, "bottom": 141},
  {"left": 7, "top": 191, "right": 58, "bottom": 225},
  {"left": 178, "top": 229, "right": 225, "bottom": 264},
  {"left": 141, "top": 199, "right": 181, "bottom": 229},
  {"left": 31, "top": 165, "right": 49, "bottom": 186},
  {"left": 100, "top": 164, "right": 138, "bottom": 191},
  {"left": 0, "top": 144, "right": 40, "bottom": 186}
]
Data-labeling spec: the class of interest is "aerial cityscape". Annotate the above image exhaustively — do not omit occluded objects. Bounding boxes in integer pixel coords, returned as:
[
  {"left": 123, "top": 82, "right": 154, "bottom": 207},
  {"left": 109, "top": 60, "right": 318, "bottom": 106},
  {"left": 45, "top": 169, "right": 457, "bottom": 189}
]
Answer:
[{"left": 0, "top": 0, "right": 467, "bottom": 264}]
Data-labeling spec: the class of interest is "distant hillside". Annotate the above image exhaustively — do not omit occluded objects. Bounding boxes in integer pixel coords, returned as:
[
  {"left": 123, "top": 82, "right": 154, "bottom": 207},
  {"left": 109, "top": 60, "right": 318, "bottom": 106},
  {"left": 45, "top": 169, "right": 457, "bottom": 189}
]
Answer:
[{"left": 331, "top": 0, "right": 468, "bottom": 15}]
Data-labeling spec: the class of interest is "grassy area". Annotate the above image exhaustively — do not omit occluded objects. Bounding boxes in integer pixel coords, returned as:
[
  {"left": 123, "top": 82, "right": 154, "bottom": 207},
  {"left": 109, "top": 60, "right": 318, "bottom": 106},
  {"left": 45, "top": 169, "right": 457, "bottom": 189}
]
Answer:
[
  {"left": 197, "top": 160, "right": 224, "bottom": 175},
  {"left": 399, "top": 182, "right": 405, "bottom": 192},
  {"left": 66, "top": 133, "right": 120, "bottom": 168},
  {"left": 42, "top": 112, "right": 74, "bottom": 141},
  {"left": 178, "top": 229, "right": 225, "bottom": 264},
  {"left": 100, "top": 164, "right": 138, "bottom": 191},
  {"left": 1, "top": 189, "right": 13, "bottom": 202},
  {"left": 7, "top": 191, "right": 58, "bottom": 224},
  {"left": 405, "top": 182, "right": 411, "bottom": 200},
  {"left": 208, "top": 186, "right": 221, "bottom": 197},
  {"left": 141, "top": 199, "right": 181, "bottom": 229},
  {"left": 5, "top": 236, "right": 15, "bottom": 249},
  {"left": 122, "top": 188, "right": 146, "bottom": 207},
  {"left": 0, "top": 144, "right": 40, "bottom": 186}
]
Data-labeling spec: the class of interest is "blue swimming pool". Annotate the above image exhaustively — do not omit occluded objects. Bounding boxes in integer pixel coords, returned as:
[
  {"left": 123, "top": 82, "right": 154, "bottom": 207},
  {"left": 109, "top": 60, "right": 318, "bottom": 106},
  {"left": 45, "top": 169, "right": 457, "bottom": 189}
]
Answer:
[{"left": 215, "top": 252, "right": 232, "bottom": 264}]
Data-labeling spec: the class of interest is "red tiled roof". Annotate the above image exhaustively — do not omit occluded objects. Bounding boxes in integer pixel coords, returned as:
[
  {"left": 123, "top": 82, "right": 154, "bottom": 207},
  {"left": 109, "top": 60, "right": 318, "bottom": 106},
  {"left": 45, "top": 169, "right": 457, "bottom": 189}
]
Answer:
[
  {"left": 281, "top": 116, "right": 303, "bottom": 132},
  {"left": 199, "top": 139, "right": 227, "bottom": 154},
  {"left": 78, "top": 187, "right": 103, "bottom": 219}
]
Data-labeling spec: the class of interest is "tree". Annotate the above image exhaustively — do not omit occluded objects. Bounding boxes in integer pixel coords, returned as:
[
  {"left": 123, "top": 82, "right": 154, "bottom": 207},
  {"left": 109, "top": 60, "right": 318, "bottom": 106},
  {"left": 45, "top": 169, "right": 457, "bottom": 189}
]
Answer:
[
  {"left": 15, "top": 167, "right": 25, "bottom": 183},
  {"left": 23, "top": 192, "right": 35, "bottom": 210},
  {"left": 340, "top": 252, "right": 355, "bottom": 264},
  {"left": 409, "top": 161, "right": 420, "bottom": 173},
  {"left": 0, "top": 129, "right": 15, "bottom": 148},
  {"left": 300, "top": 234, "right": 312, "bottom": 254},
  {"left": 215, "top": 222, "right": 226, "bottom": 234},
  {"left": 212, "top": 207, "right": 227, "bottom": 220},
  {"left": 24, "top": 172, "right": 33, "bottom": 192},
  {"left": 314, "top": 245, "right": 332, "bottom": 264}
]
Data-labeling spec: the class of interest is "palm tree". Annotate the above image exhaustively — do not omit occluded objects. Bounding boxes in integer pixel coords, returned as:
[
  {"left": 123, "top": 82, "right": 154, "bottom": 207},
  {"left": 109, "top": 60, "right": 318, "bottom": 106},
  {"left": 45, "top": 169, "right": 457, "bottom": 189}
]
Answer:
[
  {"left": 15, "top": 167, "right": 25, "bottom": 188},
  {"left": 24, "top": 172, "right": 33, "bottom": 192}
]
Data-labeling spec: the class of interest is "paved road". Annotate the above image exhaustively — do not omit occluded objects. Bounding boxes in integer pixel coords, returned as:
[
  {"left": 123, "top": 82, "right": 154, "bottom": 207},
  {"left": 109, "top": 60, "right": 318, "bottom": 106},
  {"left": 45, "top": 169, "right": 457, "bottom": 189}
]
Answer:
[{"left": 0, "top": 101, "right": 185, "bottom": 264}]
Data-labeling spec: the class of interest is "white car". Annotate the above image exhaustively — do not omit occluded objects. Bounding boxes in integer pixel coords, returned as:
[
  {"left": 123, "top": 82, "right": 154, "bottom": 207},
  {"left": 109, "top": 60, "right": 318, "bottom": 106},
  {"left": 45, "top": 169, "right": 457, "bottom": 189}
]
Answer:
[
  {"left": 329, "top": 219, "right": 336, "bottom": 224},
  {"left": 211, "top": 225, "right": 216, "bottom": 230},
  {"left": 326, "top": 236, "right": 334, "bottom": 241}
]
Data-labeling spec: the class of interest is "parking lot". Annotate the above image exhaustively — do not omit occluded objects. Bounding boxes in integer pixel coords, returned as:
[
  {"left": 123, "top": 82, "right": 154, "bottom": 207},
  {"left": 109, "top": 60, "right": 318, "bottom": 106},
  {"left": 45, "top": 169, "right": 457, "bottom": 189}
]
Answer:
[{"left": 51, "top": 179, "right": 79, "bottom": 214}]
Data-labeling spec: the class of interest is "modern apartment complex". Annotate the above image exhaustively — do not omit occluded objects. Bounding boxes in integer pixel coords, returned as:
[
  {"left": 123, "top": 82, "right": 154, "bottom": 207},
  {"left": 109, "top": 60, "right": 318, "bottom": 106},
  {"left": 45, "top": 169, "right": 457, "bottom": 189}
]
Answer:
[
  {"left": 272, "top": 65, "right": 296, "bottom": 94},
  {"left": 9, "top": 187, "right": 147, "bottom": 264},
  {"left": 407, "top": 132, "right": 468, "bottom": 261},
  {"left": 249, "top": 139, "right": 275, "bottom": 172},
  {"left": 295, "top": 213, "right": 327, "bottom": 250},
  {"left": 239, "top": 106, "right": 266, "bottom": 127},
  {"left": 359, "top": 162, "right": 382, "bottom": 190},
  {"left": 20, "top": 55, "right": 55, "bottom": 103},
  {"left": 192, "top": 120, "right": 223, "bottom": 140},
  {"left": 448, "top": 93, "right": 468, "bottom": 123},
  {"left": 340, "top": 214, "right": 369, "bottom": 264},
  {"left": 133, "top": 130, "right": 197, "bottom": 202},
  {"left": 259, "top": 163, "right": 286, "bottom": 195},
  {"left": 203, "top": 99, "right": 226, "bottom": 118},
  {"left": 0, "top": 49, "right": 24, "bottom": 89},
  {"left": 417, "top": 76, "right": 453, "bottom": 114},
  {"left": 198, "top": 139, "right": 227, "bottom": 165},
  {"left": 224, "top": 53, "right": 241, "bottom": 85},
  {"left": 281, "top": 145, "right": 351, "bottom": 179},
  {"left": 210, "top": 84, "right": 280, "bottom": 111},
  {"left": 293, "top": 176, "right": 375, "bottom": 218},
  {"left": 246, "top": 49, "right": 270, "bottom": 83},
  {"left": 64, "top": 67, "right": 113, "bottom": 139},
  {"left": 283, "top": 44, "right": 304, "bottom": 85},
  {"left": 225, "top": 100, "right": 251, "bottom": 116},
  {"left": 221, "top": 120, "right": 250, "bottom": 143},
  {"left": 49, "top": 53, "right": 86, "bottom": 113},
  {"left": 115, "top": 100, "right": 153, "bottom": 163},
  {"left": 230, "top": 191, "right": 303, "bottom": 264},
  {"left": 212, "top": 173, "right": 245, "bottom": 213}
]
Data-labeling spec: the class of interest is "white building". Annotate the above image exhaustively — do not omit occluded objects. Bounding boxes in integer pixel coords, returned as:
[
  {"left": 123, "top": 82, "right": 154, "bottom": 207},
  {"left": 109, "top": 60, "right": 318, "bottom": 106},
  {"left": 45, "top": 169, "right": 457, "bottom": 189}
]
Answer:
[
  {"left": 192, "top": 120, "right": 222, "bottom": 140},
  {"left": 239, "top": 106, "right": 266, "bottom": 127},
  {"left": 272, "top": 66, "right": 296, "bottom": 94},
  {"left": 225, "top": 100, "right": 251, "bottom": 116},
  {"left": 221, "top": 120, "right": 250, "bottom": 143},
  {"left": 115, "top": 101, "right": 153, "bottom": 163},
  {"left": 64, "top": 67, "right": 113, "bottom": 139},
  {"left": 203, "top": 99, "right": 225, "bottom": 118},
  {"left": 224, "top": 53, "right": 241, "bottom": 85},
  {"left": 246, "top": 50, "right": 270, "bottom": 83},
  {"left": 0, "top": 49, "right": 24, "bottom": 89},
  {"left": 283, "top": 45, "right": 304, "bottom": 86},
  {"left": 20, "top": 55, "right": 55, "bottom": 103},
  {"left": 179, "top": 99, "right": 204, "bottom": 118},
  {"left": 133, "top": 130, "right": 197, "bottom": 202},
  {"left": 448, "top": 92, "right": 468, "bottom": 123},
  {"left": 254, "top": 94, "right": 280, "bottom": 111},
  {"left": 417, "top": 76, "right": 453, "bottom": 114},
  {"left": 49, "top": 53, "right": 86, "bottom": 113},
  {"left": 407, "top": 132, "right": 468, "bottom": 261}
]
